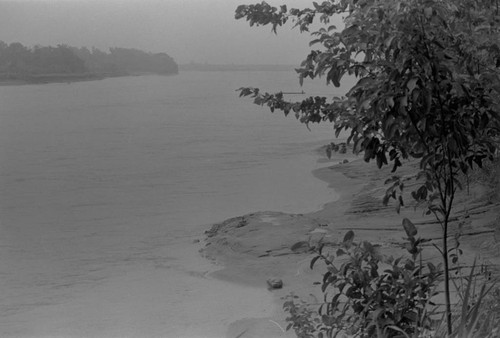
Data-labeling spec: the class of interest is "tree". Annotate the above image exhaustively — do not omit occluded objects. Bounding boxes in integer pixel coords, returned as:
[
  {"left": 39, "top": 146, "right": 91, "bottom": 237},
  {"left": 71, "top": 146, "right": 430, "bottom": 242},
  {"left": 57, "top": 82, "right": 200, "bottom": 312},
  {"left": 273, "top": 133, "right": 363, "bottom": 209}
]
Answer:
[
  {"left": 70, "top": 46, "right": 179, "bottom": 75},
  {"left": 236, "top": 0, "right": 500, "bottom": 335},
  {"left": 0, "top": 41, "right": 87, "bottom": 75}
]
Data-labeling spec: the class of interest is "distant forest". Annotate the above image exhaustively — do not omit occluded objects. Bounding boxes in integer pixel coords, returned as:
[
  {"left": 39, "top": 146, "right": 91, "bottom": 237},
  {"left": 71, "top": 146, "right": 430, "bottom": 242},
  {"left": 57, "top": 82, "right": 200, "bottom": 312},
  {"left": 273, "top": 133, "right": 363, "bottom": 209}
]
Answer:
[{"left": 0, "top": 41, "right": 178, "bottom": 82}]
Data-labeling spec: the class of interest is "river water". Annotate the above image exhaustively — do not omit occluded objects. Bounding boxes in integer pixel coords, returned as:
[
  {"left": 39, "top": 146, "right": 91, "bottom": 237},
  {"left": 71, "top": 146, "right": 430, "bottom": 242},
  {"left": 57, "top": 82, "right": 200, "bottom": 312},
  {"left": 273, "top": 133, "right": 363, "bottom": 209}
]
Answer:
[{"left": 0, "top": 71, "right": 340, "bottom": 337}]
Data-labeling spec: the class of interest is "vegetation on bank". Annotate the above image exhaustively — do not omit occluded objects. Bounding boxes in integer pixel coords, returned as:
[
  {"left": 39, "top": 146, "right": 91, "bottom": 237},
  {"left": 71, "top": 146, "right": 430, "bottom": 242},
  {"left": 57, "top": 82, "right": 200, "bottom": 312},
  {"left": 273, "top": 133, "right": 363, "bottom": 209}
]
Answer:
[
  {"left": 0, "top": 41, "right": 178, "bottom": 84},
  {"left": 70, "top": 46, "right": 178, "bottom": 76},
  {"left": 236, "top": 0, "right": 500, "bottom": 337}
]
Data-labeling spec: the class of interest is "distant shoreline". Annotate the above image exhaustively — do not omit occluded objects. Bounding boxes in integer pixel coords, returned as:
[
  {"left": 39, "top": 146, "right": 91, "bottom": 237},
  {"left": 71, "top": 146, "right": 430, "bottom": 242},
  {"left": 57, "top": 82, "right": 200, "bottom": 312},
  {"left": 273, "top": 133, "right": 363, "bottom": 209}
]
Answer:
[
  {"left": 179, "top": 63, "right": 296, "bottom": 72},
  {"left": 0, "top": 72, "right": 106, "bottom": 86},
  {"left": 0, "top": 71, "right": 178, "bottom": 86},
  {"left": 0, "top": 66, "right": 296, "bottom": 86}
]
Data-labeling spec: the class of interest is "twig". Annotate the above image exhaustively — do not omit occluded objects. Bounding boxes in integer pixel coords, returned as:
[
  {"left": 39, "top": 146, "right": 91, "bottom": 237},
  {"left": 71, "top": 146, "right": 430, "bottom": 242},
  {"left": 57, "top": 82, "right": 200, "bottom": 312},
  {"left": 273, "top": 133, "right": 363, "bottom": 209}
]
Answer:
[
  {"left": 269, "top": 319, "right": 286, "bottom": 333},
  {"left": 234, "top": 329, "right": 248, "bottom": 338}
]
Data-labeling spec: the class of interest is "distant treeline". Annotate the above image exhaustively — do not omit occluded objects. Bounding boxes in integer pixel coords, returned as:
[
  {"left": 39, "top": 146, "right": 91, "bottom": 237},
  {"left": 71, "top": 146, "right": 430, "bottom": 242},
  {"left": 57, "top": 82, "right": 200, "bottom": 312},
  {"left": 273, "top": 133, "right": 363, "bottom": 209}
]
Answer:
[
  {"left": 71, "top": 46, "right": 178, "bottom": 76},
  {"left": 0, "top": 41, "right": 178, "bottom": 83}
]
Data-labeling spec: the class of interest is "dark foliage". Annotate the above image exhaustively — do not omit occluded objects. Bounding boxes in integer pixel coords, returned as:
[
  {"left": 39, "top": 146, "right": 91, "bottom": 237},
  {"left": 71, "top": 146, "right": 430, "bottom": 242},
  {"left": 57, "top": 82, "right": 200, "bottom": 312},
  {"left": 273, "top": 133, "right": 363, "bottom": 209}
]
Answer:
[{"left": 0, "top": 41, "right": 178, "bottom": 79}]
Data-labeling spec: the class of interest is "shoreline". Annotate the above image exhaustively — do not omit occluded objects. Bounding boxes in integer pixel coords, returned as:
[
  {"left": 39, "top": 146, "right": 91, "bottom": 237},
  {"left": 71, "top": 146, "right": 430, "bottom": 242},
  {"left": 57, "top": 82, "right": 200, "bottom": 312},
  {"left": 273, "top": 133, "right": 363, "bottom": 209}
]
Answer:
[
  {"left": 0, "top": 71, "right": 178, "bottom": 86},
  {"left": 201, "top": 155, "right": 367, "bottom": 338},
  {"left": 201, "top": 154, "right": 500, "bottom": 338},
  {"left": 0, "top": 73, "right": 107, "bottom": 86}
]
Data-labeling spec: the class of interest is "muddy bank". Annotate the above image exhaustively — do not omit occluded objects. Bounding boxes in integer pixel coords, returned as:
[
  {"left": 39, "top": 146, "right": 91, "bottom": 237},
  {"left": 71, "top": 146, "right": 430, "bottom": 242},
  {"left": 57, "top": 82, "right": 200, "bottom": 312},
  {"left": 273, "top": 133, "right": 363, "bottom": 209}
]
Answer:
[{"left": 201, "top": 158, "right": 500, "bottom": 338}]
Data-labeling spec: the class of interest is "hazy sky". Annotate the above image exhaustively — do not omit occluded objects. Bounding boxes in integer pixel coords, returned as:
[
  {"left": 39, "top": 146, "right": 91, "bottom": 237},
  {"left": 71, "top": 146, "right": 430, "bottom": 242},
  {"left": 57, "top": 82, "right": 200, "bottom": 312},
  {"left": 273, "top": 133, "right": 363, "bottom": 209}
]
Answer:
[{"left": 0, "top": 0, "right": 329, "bottom": 65}]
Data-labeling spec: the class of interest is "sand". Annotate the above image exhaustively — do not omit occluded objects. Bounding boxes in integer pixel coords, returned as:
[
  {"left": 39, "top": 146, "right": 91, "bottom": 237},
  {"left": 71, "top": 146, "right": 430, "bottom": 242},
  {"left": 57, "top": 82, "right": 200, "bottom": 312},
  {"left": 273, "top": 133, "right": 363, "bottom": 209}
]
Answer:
[
  {"left": 202, "top": 157, "right": 500, "bottom": 338},
  {"left": 5, "top": 155, "right": 497, "bottom": 338}
]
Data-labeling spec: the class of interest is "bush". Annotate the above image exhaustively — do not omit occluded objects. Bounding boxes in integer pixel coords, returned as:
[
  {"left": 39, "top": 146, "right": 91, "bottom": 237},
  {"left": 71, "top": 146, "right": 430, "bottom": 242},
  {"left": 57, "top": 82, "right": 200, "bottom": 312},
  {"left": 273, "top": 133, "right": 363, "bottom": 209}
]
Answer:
[{"left": 285, "top": 222, "right": 442, "bottom": 338}]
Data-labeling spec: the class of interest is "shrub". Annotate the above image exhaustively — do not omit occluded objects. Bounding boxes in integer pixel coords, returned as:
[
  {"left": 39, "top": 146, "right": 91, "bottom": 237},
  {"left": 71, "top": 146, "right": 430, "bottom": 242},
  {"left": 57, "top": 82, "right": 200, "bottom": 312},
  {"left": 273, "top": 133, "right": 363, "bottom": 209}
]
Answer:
[{"left": 285, "top": 221, "right": 442, "bottom": 338}]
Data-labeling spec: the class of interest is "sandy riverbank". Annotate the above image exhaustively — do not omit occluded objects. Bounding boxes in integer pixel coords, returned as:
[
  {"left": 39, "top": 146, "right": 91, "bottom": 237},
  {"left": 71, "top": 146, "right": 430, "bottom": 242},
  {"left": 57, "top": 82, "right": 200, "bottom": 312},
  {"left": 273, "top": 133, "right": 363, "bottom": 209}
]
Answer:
[{"left": 202, "top": 156, "right": 500, "bottom": 338}]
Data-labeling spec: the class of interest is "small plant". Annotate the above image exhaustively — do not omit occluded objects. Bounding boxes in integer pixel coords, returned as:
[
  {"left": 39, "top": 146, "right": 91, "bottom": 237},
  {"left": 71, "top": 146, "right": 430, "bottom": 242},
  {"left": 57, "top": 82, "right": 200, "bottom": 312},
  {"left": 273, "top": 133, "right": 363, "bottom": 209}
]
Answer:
[
  {"left": 475, "top": 286, "right": 500, "bottom": 338},
  {"left": 440, "top": 260, "right": 497, "bottom": 338},
  {"left": 283, "top": 294, "right": 321, "bottom": 338},
  {"left": 285, "top": 221, "right": 442, "bottom": 338}
]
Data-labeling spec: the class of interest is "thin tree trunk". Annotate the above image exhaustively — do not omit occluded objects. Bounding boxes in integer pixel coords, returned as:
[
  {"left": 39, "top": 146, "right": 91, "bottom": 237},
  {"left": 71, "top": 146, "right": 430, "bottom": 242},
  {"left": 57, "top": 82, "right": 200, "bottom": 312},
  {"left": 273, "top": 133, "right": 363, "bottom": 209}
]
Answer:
[{"left": 443, "top": 217, "right": 452, "bottom": 335}]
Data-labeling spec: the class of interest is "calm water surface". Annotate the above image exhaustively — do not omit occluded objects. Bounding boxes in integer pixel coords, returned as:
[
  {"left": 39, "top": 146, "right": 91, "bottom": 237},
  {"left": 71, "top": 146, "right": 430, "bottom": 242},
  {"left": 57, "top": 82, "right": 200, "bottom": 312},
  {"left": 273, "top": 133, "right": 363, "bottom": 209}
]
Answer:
[{"left": 0, "top": 71, "right": 339, "bottom": 334}]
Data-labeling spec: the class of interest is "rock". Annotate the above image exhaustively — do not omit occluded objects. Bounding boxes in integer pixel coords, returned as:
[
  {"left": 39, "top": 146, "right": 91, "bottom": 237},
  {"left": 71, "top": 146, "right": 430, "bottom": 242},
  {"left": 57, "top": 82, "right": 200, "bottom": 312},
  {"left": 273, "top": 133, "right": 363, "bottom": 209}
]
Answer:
[
  {"left": 205, "top": 216, "right": 248, "bottom": 237},
  {"left": 266, "top": 278, "right": 283, "bottom": 289},
  {"left": 290, "top": 241, "right": 310, "bottom": 253},
  {"left": 235, "top": 219, "right": 248, "bottom": 228},
  {"left": 343, "top": 159, "right": 349, "bottom": 164},
  {"left": 192, "top": 239, "right": 200, "bottom": 243}
]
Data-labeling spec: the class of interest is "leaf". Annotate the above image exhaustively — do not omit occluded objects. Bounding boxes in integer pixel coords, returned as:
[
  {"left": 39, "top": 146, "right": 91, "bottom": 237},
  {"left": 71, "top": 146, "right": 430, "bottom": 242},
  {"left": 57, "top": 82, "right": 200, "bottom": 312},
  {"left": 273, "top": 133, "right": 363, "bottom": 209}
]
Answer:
[
  {"left": 427, "top": 262, "right": 436, "bottom": 273},
  {"left": 384, "top": 36, "right": 395, "bottom": 48},
  {"left": 402, "top": 218, "right": 417, "bottom": 238},
  {"left": 353, "top": 136, "right": 364, "bottom": 154},
  {"left": 417, "top": 185, "right": 428, "bottom": 200},
  {"left": 376, "top": 152, "right": 383, "bottom": 168},
  {"left": 330, "top": 293, "right": 341, "bottom": 307},
  {"left": 290, "top": 241, "right": 309, "bottom": 252},
  {"left": 360, "top": 99, "right": 371, "bottom": 111},
  {"left": 406, "top": 77, "right": 418, "bottom": 93},
  {"left": 327, "top": 67, "right": 341, "bottom": 87},
  {"left": 364, "top": 147, "right": 373, "bottom": 162},
  {"left": 321, "top": 282, "right": 328, "bottom": 293},
  {"left": 386, "top": 325, "right": 411, "bottom": 337},
  {"left": 309, "top": 38, "right": 321, "bottom": 47},
  {"left": 328, "top": 265, "right": 338, "bottom": 274},
  {"left": 400, "top": 94, "right": 408, "bottom": 107},
  {"left": 386, "top": 96, "right": 394, "bottom": 108},
  {"left": 310, "top": 255, "right": 321, "bottom": 270},
  {"left": 323, "top": 271, "right": 332, "bottom": 284},
  {"left": 420, "top": 153, "right": 434, "bottom": 169},
  {"left": 343, "top": 230, "right": 355, "bottom": 244},
  {"left": 326, "top": 146, "right": 332, "bottom": 159},
  {"left": 387, "top": 119, "right": 399, "bottom": 139},
  {"left": 318, "top": 242, "right": 325, "bottom": 255},
  {"left": 424, "top": 7, "right": 433, "bottom": 18},
  {"left": 398, "top": 195, "right": 404, "bottom": 207},
  {"left": 382, "top": 194, "right": 390, "bottom": 206},
  {"left": 384, "top": 176, "right": 399, "bottom": 185}
]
